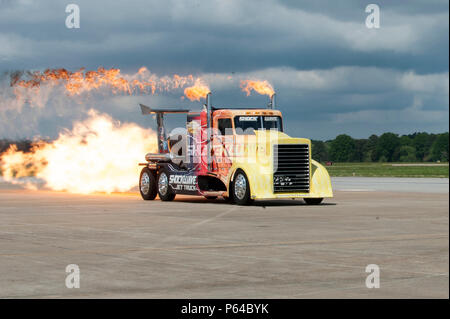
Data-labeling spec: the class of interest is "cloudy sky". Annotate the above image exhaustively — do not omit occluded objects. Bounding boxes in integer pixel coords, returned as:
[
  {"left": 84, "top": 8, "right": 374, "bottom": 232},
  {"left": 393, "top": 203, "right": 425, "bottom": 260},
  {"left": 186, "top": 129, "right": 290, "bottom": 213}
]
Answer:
[{"left": 0, "top": 0, "right": 448, "bottom": 140}]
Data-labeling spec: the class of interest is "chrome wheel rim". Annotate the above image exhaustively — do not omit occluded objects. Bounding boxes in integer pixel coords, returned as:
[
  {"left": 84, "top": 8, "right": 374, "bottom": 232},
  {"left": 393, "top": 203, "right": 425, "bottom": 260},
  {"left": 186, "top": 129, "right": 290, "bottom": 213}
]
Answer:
[
  {"left": 140, "top": 172, "right": 150, "bottom": 194},
  {"left": 158, "top": 172, "right": 169, "bottom": 196},
  {"left": 234, "top": 173, "right": 247, "bottom": 200}
]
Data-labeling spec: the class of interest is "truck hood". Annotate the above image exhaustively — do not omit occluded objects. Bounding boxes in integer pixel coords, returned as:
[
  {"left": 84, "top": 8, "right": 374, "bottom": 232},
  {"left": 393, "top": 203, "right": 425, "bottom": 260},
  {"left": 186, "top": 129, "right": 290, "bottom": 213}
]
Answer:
[
  {"left": 232, "top": 130, "right": 311, "bottom": 163},
  {"left": 253, "top": 130, "right": 311, "bottom": 146}
]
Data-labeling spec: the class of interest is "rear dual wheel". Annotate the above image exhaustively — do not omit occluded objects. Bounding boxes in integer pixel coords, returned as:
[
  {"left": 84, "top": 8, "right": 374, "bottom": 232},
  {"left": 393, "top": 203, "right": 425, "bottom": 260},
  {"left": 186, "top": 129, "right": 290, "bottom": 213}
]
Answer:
[
  {"left": 139, "top": 167, "right": 157, "bottom": 200},
  {"left": 139, "top": 167, "right": 176, "bottom": 201},
  {"left": 157, "top": 169, "right": 176, "bottom": 201}
]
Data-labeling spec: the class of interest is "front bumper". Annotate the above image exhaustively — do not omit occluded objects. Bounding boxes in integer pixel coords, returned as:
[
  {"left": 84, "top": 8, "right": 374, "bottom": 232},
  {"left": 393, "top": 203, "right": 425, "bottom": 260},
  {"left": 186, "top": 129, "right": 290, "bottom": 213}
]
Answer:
[{"left": 247, "top": 159, "right": 333, "bottom": 200}]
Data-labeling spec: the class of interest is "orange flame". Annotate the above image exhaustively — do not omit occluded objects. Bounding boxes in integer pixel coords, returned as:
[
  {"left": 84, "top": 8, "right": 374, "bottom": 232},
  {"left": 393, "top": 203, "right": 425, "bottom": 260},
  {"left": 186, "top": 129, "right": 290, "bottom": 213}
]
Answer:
[
  {"left": 240, "top": 80, "right": 274, "bottom": 97},
  {"left": 184, "top": 79, "right": 210, "bottom": 101},
  {"left": 10, "top": 66, "right": 202, "bottom": 101},
  {"left": 0, "top": 110, "right": 157, "bottom": 194}
]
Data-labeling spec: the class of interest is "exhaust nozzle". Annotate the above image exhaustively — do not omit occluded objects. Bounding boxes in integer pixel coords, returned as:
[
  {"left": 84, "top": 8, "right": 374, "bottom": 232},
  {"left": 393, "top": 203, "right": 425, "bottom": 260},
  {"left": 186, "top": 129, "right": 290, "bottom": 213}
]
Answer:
[
  {"left": 206, "top": 92, "right": 212, "bottom": 171},
  {"left": 268, "top": 93, "right": 276, "bottom": 109}
]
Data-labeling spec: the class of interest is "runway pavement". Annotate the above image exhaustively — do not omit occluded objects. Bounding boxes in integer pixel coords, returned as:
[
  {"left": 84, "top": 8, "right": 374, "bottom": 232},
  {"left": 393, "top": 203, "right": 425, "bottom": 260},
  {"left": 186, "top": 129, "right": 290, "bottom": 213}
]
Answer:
[
  {"left": 0, "top": 177, "right": 448, "bottom": 298},
  {"left": 332, "top": 177, "right": 449, "bottom": 193}
]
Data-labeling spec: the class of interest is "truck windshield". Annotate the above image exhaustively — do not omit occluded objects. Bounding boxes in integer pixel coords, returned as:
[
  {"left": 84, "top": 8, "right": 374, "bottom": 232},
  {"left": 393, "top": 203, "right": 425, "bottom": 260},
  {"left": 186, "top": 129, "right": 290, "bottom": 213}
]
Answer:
[{"left": 234, "top": 116, "right": 283, "bottom": 135}]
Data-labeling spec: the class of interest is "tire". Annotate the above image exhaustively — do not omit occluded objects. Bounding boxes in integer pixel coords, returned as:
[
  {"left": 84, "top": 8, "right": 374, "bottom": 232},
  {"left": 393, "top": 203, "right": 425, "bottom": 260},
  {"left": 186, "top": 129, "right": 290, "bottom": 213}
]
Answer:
[
  {"left": 157, "top": 169, "right": 176, "bottom": 201},
  {"left": 204, "top": 196, "right": 218, "bottom": 200},
  {"left": 232, "top": 170, "right": 253, "bottom": 205},
  {"left": 139, "top": 167, "right": 157, "bottom": 200},
  {"left": 304, "top": 198, "right": 323, "bottom": 205}
]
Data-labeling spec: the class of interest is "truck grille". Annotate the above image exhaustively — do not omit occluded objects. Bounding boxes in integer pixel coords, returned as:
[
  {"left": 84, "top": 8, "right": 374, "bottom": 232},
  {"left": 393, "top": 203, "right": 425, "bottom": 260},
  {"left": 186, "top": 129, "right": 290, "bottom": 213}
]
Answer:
[{"left": 273, "top": 144, "right": 310, "bottom": 193}]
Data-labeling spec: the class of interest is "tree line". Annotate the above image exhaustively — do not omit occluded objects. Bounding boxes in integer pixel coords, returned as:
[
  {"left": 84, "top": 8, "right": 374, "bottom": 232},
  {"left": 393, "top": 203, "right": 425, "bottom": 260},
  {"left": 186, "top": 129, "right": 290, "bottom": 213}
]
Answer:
[{"left": 311, "top": 132, "right": 449, "bottom": 163}]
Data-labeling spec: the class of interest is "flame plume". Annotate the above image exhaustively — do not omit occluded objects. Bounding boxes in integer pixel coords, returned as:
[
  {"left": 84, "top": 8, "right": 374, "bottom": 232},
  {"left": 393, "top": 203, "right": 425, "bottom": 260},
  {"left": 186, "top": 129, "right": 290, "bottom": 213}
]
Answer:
[
  {"left": 0, "top": 110, "right": 158, "bottom": 194},
  {"left": 184, "top": 79, "right": 210, "bottom": 101},
  {"left": 10, "top": 66, "right": 202, "bottom": 103},
  {"left": 240, "top": 80, "right": 274, "bottom": 97}
]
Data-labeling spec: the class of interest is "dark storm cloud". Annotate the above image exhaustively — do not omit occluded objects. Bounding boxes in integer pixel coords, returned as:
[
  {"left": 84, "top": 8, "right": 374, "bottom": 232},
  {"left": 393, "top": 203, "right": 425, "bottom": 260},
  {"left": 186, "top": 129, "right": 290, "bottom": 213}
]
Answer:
[
  {"left": 0, "top": 0, "right": 448, "bottom": 139},
  {"left": 280, "top": 0, "right": 449, "bottom": 19},
  {"left": 1, "top": 0, "right": 448, "bottom": 73}
]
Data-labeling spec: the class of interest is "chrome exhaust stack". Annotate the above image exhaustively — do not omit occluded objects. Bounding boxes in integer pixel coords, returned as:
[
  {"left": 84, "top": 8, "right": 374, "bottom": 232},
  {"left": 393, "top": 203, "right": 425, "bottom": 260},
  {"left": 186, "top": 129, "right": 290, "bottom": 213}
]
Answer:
[
  {"left": 206, "top": 92, "right": 212, "bottom": 171},
  {"left": 268, "top": 93, "right": 276, "bottom": 109},
  {"left": 145, "top": 153, "right": 171, "bottom": 162}
]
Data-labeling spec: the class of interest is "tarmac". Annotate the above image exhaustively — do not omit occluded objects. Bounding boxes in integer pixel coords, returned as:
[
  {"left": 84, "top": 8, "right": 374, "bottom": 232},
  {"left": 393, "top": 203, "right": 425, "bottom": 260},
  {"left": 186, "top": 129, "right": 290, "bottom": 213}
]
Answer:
[
  {"left": 333, "top": 177, "right": 449, "bottom": 193},
  {"left": 0, "top": 177, "right": 448, "bottom": 298}
]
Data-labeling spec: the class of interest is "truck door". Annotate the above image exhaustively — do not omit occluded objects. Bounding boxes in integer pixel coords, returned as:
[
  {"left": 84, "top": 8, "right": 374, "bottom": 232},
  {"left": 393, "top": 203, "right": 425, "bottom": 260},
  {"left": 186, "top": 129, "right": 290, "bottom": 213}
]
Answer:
[
  {"left": 186, "top": 112, "right": 203, "bottom": 172},
  {"left": 213, "top": 117, "right": 234, "bottom": 177}
]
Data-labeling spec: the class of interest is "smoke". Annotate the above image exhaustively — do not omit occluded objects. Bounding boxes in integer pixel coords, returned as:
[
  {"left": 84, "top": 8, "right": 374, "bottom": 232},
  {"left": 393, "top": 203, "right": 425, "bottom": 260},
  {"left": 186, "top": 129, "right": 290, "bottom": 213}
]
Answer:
[{"left": 0, "top": 67, "right": 207, "bottom": 139}]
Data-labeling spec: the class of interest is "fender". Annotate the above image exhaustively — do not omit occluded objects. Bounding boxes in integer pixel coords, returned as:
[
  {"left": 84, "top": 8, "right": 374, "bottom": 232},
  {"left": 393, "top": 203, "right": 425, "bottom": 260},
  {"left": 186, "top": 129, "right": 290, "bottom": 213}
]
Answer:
[
  {"left": 227, "top": 162, "right": 273, "bottom": 199},
  {"left": 310, "top": 160, "right": 333, "bottom": 198}
]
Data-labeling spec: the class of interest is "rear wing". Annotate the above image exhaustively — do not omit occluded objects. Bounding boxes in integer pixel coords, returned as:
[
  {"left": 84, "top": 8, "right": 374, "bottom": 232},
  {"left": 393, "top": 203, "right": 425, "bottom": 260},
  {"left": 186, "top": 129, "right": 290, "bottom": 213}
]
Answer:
[
  {"left": 139, "top": 104, "right": 190, "bottom": 153},
  {"left": 139, "top": 104, "right": 190, "bottom": 115}
]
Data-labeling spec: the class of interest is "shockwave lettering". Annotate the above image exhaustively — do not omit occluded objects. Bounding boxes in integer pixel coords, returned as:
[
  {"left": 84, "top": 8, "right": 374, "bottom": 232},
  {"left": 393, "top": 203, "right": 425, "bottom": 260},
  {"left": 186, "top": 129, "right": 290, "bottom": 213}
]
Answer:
[{"left": 169, "top": 175, "right": 197, "bottom": 185}]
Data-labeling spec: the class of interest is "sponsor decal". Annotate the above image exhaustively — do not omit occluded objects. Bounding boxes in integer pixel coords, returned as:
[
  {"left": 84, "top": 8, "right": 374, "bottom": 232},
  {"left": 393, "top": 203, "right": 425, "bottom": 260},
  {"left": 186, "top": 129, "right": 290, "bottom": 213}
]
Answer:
[
  {"left": 169, "top": 174, "right": 198, "bottom": 191},
  {"left": 238, "top": 116, "right": 257, "bottom": 121}
]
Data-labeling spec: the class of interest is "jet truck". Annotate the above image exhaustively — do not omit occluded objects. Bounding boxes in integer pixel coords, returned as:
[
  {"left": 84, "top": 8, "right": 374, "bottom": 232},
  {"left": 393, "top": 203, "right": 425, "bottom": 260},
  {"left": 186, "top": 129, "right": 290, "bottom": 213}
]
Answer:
[{"left": 138, "top": 93, "right": 333, "bottom": 205}]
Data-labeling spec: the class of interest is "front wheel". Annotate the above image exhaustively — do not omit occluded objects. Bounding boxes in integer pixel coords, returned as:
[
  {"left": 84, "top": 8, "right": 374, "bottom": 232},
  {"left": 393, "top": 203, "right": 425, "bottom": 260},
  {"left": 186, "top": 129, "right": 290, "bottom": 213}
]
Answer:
[
  {"left": 157, "top": 169, "right": 176, "bottom": 201},
  {"left": 232, "top": 170, "right": 253, "bottom": 205},
  {"left": 304, "top": 198, "right": 323, "bottom": 205},
  {"left": 139, "top": 167, "right": 157, "bottom": 200}
]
